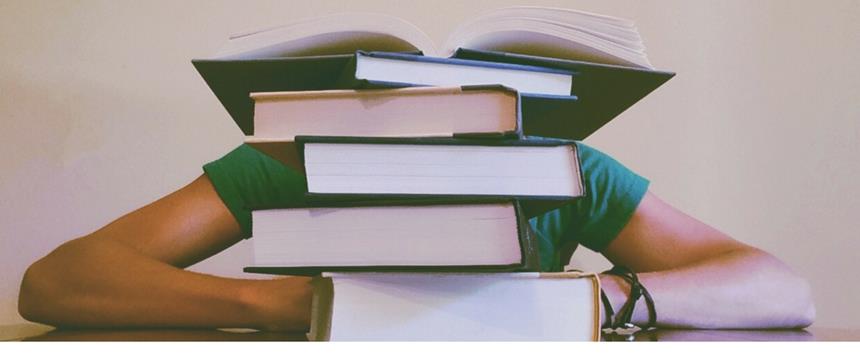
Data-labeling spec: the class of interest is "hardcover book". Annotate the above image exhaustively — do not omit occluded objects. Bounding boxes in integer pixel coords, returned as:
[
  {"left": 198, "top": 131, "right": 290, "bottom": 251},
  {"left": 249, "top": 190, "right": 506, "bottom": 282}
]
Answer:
[
  {"left": 246, "top": 135, "right": 585, "bottom": 218},
  {"left": 308, "top": 271, "right": 601, "bottom": 341},
  {"left": 248, "top": 85, "right": 590, "bottom": 140},
  {"left": 338, "top": 50, "right": 575, "bottom": 97},
  {"left": 192, "top": 7, "right": 673, "bottom": 139},
  {"left": 245, "top": 200, "right": 540, "bottom": 275},
  {"left": 248, "top": 85, "right": 526, "bottom": 140}
]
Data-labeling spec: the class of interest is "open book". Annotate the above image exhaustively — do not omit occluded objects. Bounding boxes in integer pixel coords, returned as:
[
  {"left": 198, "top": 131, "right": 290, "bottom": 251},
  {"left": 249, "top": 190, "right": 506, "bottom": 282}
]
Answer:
[
  {"left": 194, "top": 7, "right": 673, "bottom": 138},
  {"left": 215, "top": 6, "right": 654, "bottom": 69}
]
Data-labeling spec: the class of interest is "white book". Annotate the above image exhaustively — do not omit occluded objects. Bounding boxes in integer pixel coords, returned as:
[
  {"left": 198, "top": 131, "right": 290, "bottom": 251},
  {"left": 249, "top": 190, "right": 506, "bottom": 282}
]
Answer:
[
  {"left": 301, "top": 140, "right": 583, "bottom": 197},
  {"left": 248, "top": 86, "right": 520, "bottom": 141},
  {"left": 248, "top": 202, "right": 531, "bottom": 271},
  {"left": 309, "top": 272, "right": 601, "bottom": 341},
  {"left": 245, "top": 137, "right": 585, "bottom": 199},
  {"left": 349, "top": 51, "right": 573, "bottom": 96}
]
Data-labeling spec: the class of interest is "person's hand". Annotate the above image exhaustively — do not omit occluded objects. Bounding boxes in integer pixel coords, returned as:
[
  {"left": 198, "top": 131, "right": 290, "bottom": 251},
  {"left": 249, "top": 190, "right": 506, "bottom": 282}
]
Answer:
[{"left": 243, "top": 276, "right": 314, "bottom": 332}]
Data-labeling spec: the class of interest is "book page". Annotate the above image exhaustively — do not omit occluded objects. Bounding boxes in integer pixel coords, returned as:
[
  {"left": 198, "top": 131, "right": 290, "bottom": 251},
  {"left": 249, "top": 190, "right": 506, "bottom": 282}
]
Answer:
[
  {"left": 454, "top": 28, "right": 650, "bottom": 69},
  {"left": 214, "top": 12, "right": 438, "bottom": 59},
  {"left": 443, "top": 7, "right": 652, "bottom": 69},
  {"left": 354, "top": 54, "right": 573, "bottom": 96},
  {"left": 250, "top": 86, "right": 519, "bottom": 139},
  {"left": 326, "top": 273, "right": 598, "bottom": 341},
  {"left": 304, "top": 142, "right": 582, "bottom": 197},
  {"left": 451, "top": 17, "right": 644, "bottom": 51},
  {"left": 252, "top": 204, "right": 522, "bottom": 267},
  {"left": 465, "top": 6, "right": 637, "bottom": 28}
]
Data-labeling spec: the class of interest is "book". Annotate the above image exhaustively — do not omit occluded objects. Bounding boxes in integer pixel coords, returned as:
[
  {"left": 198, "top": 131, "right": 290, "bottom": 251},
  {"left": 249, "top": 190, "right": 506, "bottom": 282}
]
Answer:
[
  {"left": 249, "top": 85, "right": 587, "bottom": 140},
  {"left": 192, "top": 7, "right": 673, "bottom": 139},
  {"left": 214, "top": 8, "right": 650, "bottom": 68},
  {"left": 340, "top": 50, "right": 574, "bottom": 96},
  {"left": 249, "top": 85, "right": 524, "bottom": 140},
  {"left": 308, "top": 271, "right": 601, "bottom": 341},
  {"left": 247, "top": 136, "right": 585, "bottom": 209},
  {"left": 244, "top": 200, "right": 539, "bottom": 275}
]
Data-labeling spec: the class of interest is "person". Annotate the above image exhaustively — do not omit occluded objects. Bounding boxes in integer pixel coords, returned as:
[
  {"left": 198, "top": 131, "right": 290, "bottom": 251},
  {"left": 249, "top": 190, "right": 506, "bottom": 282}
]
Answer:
[{"left": 17, "top": 142, "right": 815, "bottom": 332}]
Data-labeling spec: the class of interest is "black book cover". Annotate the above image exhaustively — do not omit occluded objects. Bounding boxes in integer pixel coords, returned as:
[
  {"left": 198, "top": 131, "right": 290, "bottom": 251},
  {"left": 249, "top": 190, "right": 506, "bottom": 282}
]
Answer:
[
  {"left": 192, "top": 54, "right": 355, "bottom": 135},
  {"left": 243, "top": 199, "right": 541, "bottom": 275}
]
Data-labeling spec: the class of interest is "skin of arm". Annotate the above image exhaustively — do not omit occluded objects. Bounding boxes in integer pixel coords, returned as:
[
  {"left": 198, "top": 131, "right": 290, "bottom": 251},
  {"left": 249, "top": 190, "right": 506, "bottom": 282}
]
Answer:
[
  {"left": 18, "top": 175, "right": 815, "bottom": 330},
  {"left": 598, "top": 192, "right": 815, "bottom": 329},
  {"left": 18, "top": 175, "right": 312, "bottom": 331}
]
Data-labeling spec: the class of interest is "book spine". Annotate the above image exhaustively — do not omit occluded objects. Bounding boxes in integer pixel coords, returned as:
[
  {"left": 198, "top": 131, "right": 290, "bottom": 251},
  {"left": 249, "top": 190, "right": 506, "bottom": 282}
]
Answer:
[
  {"left": 516, "top": 87, "right": 525, "bottom": 139},
  {"left": 514, "top": 200, "right": 541, "bottom": 272},
  {"left": 521, "top": 95, "right": 585, "bottom": 140},
  {"left": 308, "top": 276, "right": 334, "bottom": 341},
  {"left": 331, "top": 54, "right": 361, "bottom": 89}
]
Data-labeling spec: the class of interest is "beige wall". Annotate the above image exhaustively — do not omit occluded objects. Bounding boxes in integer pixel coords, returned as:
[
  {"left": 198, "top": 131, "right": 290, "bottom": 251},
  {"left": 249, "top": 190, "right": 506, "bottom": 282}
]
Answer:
[{"left": 1, "top": 0, "right": 858, "bottom": 328}]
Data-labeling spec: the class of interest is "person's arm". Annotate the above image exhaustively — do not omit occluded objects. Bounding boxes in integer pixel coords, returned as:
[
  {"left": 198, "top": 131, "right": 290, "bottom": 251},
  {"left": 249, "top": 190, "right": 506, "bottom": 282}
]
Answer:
[
  {"left": 598, "top": 191, "right": 815, "bottom": 329},
  {"left": 18, "top": 175, "right": 312, "bottom": 331},
  {"left": 20, "top": 175, "right": 815, "bottom": 331}
]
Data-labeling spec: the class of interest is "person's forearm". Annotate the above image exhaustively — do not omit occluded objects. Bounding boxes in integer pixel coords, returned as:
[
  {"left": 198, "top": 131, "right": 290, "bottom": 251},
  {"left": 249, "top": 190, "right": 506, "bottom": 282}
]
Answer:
[
  {"left": 600, "top": 247, "right": 815, "bottom": 329},
  {"left": 18, "top": 237, "right": 312, "bottom": 330}
]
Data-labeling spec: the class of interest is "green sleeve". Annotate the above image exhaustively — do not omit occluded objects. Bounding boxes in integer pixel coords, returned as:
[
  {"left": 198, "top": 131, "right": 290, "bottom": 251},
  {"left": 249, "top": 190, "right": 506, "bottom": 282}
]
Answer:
[
  {"left": 529, "top": 142, "right": 650, "bottom": 271},
  {"left": 202, "top": 144, "right": 308, "bottom": 238}
]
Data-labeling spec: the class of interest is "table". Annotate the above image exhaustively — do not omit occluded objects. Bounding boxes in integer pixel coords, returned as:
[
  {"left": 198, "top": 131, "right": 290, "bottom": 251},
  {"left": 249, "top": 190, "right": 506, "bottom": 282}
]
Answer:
[{"left": 2, "top": 323, "right": 858, "bottom": 341}]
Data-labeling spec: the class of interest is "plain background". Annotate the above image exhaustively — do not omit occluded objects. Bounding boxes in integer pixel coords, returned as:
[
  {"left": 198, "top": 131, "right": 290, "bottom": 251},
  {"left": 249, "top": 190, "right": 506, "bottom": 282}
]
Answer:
[{"left": 1, "top": 0, "right": 858, "bottom": 329}]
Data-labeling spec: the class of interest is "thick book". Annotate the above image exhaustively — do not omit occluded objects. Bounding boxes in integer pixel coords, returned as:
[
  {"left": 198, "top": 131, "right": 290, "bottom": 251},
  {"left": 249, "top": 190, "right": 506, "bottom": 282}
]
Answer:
[
  {"left": 192, "top": 7, "right": 673, "bottom": 139},
  {"left": 249, "top": 85, "right": 526, "bottom": 140},
  {"left": 308, "top": 271, "right": 601, "bottom": 341},
  {"left": 339, "top": 50, "right": 575, "bottom": 97},
  {"left": 246, "top": 136, "right": 585, "bottom": 217},
  {"left": 244, "top": 200, "right": 540, "bottom": 275},
  {"left": 248, "top": 85, "right": 583, "bottom": 140}
]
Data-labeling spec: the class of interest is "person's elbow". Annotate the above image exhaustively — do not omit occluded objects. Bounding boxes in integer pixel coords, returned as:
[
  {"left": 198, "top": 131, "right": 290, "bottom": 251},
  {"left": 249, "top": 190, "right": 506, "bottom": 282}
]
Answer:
[
  {"left": 787, "top": 274, "right": 816, "bottom": 328},
  {"left": 18, "top": 239, "right": 85, "bottom": 325},
  {"left": 742, "top": 247, "right": 816, "bottom": 329},
  {"left": 762, "top": 250, "right": 816, "bottom": 328},
  {"left": 18, "top": 258, "right": 53, "bottom": 324}
]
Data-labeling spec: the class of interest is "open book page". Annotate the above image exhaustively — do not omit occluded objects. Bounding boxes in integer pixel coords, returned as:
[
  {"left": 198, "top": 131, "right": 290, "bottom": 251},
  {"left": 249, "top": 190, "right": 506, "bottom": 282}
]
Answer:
[
  {"left": 212, "top": 7, "right": 652, "bottom": 68},
  {"left": 448, "top": 26, "right": 651, "bottom": 69},
  {"left": 444, "top": 7, "right": 652, "bottom": 68},
  {"left": 449, "top": 6, "right": 640, "bottom": 44},
  {"left": 447, "top": 7, "right": 644, "bottom": 51},
  {"left": 214, "top": 12, "right": 436, "bottom": 59},
  {"left": 468, "top": 6, "right": 637, "bottom": 28}
]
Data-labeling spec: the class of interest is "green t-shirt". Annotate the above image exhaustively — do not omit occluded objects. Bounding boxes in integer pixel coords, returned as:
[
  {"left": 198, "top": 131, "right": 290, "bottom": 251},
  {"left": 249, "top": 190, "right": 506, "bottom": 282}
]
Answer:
[{"left": 203, "top": 142, "right": 649, "bottom": 272}]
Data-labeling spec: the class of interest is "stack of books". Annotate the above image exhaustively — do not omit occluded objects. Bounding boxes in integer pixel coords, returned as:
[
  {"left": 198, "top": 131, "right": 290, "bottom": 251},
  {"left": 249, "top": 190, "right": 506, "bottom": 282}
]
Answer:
[{"left": 194, "top": 7, "right": 673, "bottom": 341}]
